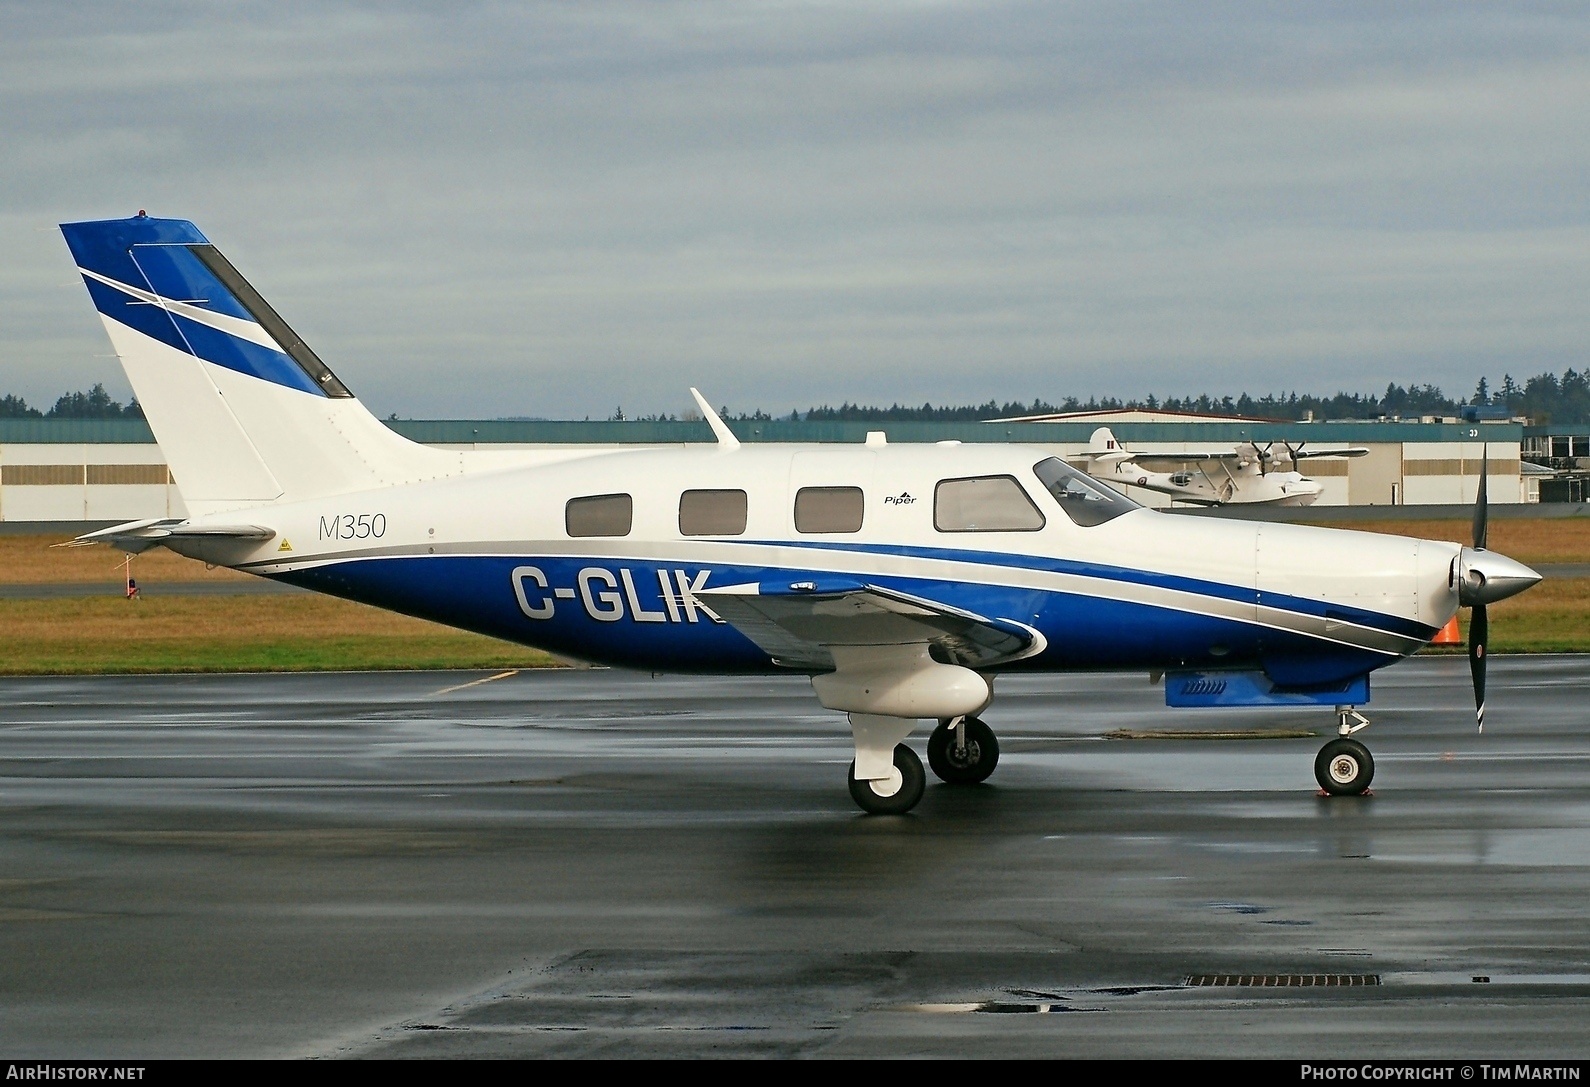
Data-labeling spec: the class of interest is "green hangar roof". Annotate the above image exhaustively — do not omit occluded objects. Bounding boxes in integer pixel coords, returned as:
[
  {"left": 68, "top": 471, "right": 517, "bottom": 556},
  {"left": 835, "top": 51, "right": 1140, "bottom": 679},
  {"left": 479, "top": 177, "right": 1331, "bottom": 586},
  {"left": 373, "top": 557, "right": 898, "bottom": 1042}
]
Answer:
[{"left": 0, "top": 417, "right": 1522, "bottom": 446}]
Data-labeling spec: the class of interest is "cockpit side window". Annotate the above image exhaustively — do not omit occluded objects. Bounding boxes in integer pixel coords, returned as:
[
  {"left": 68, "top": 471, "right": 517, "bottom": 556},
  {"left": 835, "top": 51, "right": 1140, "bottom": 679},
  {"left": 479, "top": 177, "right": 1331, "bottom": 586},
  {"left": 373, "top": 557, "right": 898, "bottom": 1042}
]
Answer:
[
  {"left": 1032, "top": 457, "right": 1140, "bottom": 526},
  {"left": 934, "top": 475, "right": 1045, "bottom": 532}
]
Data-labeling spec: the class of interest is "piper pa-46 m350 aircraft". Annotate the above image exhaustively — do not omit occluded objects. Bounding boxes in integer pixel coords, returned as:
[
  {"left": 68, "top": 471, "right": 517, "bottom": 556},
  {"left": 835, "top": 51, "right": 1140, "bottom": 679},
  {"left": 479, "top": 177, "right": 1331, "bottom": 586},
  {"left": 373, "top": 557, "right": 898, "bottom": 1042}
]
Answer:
[
  {"left": 1085, "top": 425, "right": 1369, "bottom": 507},
  {"left": 61, "top": 214, "right": 1543, "bottom": 814}
]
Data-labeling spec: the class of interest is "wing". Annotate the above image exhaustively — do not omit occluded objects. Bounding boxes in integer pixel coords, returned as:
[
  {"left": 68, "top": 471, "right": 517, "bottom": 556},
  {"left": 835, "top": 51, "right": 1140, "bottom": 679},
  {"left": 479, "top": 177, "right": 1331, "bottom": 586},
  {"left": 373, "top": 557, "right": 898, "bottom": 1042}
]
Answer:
[
  {"left": 1130, "top": 452, "right": 1245, "bottom": 471},
  {"left": 1291, "top": 447, "right": 1370, "bottom": 460},
  {"left": 700, "top": 579, "right": 1045, "bottom": 671}
]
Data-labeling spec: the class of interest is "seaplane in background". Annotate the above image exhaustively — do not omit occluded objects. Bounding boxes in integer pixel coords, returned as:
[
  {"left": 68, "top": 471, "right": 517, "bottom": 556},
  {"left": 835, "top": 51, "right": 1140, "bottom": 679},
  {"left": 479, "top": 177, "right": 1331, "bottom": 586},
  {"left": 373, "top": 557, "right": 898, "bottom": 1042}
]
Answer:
[
  {"left": 1084, "top": 426, "right": 1369, "bottom": 506},
  {"left": 60, "top": 214, "right": 1540, "bottom": 814}
]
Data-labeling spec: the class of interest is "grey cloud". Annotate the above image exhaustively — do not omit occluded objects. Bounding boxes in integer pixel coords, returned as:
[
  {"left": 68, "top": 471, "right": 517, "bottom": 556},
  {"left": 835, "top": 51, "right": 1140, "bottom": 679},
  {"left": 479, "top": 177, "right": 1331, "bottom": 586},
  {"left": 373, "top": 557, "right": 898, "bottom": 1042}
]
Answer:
[{"left": 2, "top": 1, "right": 1587, "bottom": 417}]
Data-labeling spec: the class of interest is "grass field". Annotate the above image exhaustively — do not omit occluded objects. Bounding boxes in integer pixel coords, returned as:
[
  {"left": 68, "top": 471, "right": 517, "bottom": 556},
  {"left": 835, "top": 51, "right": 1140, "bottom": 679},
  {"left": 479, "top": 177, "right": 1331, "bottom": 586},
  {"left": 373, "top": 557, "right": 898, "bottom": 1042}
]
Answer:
[
  {"left": 0, "top": 519, "right": 1584, "bottom": 674},
  {"left": 0, "top": 535, "right": 560, "bottom": 674},
  {"left": 0, "top": 596, "right": 561, "bottom": 675},
  {"left": 0, "top": 534, "right": 251, "bottom": 583},
  {"left": 1299, "top": 518, "right": 1590, "bottom": 565}
]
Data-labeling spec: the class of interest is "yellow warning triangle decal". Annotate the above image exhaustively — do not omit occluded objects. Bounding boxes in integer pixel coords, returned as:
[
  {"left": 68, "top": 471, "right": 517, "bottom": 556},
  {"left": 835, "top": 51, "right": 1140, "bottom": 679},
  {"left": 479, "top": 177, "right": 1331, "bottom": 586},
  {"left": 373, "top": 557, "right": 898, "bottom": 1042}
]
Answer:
[{"left": 277, "top": 538, "right": 293, "bottom": 552}]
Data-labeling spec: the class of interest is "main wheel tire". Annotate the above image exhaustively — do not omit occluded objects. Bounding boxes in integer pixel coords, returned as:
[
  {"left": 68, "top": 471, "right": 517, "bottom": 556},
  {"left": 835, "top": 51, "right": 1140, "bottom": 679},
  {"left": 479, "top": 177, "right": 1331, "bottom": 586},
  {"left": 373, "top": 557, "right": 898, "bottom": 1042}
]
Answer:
[
  {"left": 927, "top": 717, "right": 1000, "bottom": 785},
  {"left": 848, "top": 744, "right": 926, "bottom": 815},
  {"left": 1315, "top": 737, "right": 1375, "bottom": 796}
]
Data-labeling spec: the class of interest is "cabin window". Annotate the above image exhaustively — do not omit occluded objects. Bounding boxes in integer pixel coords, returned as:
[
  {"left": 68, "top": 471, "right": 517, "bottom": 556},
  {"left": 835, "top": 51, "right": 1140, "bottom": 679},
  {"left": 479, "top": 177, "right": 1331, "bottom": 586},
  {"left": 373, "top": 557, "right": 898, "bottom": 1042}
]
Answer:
[
  {"left": 1032, "top": 457, "right": 1140, "bottom": 526},
  {"left": 933, "top": 475, "right": 1045, "bottom": 532},
  {"left": 794, "top": 486, "right": 864, "bottom": 534},
  {"left": 679, "top": 489, "right": 748, "bottom": 536},
  {"left": 565, "top": 493, "right": 633, "bottom": 537}
]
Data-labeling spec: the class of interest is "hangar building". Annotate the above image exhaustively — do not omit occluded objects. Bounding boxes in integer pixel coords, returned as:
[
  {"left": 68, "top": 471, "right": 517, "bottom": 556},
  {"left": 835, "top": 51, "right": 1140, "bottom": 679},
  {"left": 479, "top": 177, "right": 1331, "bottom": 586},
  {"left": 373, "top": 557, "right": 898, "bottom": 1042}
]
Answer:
[{"left": 0, "top": 412, "right": 1540, "bottom": 525}]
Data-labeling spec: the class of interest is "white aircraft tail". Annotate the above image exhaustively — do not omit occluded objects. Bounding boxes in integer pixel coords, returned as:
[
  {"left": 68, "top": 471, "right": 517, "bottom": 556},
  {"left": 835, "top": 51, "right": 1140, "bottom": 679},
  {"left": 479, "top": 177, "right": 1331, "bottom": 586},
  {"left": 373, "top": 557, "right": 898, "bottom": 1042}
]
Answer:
[
  {"left": 1087, "top": 426, "right": 1132, "bottom": 461},
  {"left": 60, "top": 214, "right": 455, "bottom": 516}
]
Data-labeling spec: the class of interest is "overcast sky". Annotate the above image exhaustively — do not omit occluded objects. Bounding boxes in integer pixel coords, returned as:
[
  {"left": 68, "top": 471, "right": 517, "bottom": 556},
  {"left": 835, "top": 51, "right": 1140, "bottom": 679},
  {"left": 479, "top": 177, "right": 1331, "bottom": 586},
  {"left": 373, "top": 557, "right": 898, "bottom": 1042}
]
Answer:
[{"left": 3, "top": 1, "right": 1587, "bottom": 419}]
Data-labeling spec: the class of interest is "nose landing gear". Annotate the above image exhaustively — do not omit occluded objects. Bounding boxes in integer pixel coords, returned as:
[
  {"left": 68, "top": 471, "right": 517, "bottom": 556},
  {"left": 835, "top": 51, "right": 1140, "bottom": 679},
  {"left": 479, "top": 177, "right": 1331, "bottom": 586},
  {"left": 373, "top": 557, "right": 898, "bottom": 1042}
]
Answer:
[{"left": 1315, "top": 706, "right": 1374, "bottom": 796}]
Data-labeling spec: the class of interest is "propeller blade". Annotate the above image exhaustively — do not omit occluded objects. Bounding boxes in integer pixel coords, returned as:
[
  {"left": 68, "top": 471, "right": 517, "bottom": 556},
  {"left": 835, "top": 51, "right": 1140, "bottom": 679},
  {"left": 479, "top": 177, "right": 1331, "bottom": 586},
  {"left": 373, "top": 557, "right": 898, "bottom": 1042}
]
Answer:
[
  {"left": 1469, "top": 603, "right": 1488, "bottom": 733},
  {"left": 1472, "top": 445, "right": 1488, "bottom": 551}
]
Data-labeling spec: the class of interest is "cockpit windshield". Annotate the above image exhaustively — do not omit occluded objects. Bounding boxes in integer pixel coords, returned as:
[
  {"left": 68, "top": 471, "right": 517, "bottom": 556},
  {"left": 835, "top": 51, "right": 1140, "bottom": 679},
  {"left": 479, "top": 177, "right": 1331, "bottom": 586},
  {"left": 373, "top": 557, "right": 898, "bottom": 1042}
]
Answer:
[{"left": 1032, "top": 456, "right": 1141, "bottom": 527}]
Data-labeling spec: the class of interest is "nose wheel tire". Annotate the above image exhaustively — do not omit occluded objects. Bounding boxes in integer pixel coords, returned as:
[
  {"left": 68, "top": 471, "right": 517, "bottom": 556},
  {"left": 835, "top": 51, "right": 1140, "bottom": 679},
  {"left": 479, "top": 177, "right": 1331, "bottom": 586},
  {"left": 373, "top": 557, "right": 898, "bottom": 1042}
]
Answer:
[
  {"left": 927, "top": 717, "right": 1000, "bottom": 785},
  {"left": 1315, "top": 737, "right": 1374, "bottom": 796},
  {"left": 848, "top": 744, "right": 926, "bottom": 815}
]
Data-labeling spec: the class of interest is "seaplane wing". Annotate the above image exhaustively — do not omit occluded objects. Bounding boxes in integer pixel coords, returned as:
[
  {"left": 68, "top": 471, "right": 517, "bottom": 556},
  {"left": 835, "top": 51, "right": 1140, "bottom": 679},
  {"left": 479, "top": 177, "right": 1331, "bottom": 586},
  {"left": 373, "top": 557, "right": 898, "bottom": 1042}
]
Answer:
[
  {"left": 55, "top": 213, "right": 1543, "bottom": 815},
  {"left": 1290, "top": 446, "right": 1370, "bottom": 460},
  {"left": 1122, "top": 451, "right": 1245, "bottom": 470},
  {"left": 701, "top": 580, "right": 1044, "bottom": 671}
]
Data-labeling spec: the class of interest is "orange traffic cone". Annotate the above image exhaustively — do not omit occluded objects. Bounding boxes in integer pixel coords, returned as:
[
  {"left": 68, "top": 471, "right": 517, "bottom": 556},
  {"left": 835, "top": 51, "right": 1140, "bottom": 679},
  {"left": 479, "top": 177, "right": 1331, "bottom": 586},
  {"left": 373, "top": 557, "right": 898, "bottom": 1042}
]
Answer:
[{"left": 1431, "top": 615, "right": 1462, "bottom": 645}]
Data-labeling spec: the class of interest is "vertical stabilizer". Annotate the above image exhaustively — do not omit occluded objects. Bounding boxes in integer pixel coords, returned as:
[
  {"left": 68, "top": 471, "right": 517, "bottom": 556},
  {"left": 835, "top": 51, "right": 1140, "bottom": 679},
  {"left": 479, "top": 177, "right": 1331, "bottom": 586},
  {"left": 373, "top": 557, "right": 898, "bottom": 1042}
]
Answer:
[{"left": 60, "top": 215, "right": 455, "bottom": 515}]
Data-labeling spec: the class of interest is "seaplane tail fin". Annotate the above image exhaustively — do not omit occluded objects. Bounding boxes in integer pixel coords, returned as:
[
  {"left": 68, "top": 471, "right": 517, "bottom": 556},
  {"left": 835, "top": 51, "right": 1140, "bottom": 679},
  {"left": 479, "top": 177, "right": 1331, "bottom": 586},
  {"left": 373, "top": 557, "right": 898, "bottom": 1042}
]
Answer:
[{"left": 59, "top": 214, "right": 454, "bottom": 516}]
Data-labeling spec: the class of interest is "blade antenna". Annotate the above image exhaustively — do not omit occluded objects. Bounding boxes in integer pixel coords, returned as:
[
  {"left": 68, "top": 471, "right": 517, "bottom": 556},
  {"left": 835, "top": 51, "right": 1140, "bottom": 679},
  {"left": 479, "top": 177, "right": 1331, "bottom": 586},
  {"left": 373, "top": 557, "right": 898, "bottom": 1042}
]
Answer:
[{"left": 689, "top": 388, "right": 740, "bottom": 450}]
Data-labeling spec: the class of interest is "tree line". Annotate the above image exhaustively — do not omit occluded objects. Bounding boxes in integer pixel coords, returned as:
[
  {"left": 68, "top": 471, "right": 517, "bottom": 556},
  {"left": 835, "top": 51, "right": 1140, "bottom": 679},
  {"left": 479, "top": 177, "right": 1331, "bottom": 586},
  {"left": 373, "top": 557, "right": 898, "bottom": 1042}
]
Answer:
[
  {"left": 0, "top": 384, "right": 144, "bottom": 420},
  {"left": 10, "top": 370, "right": 1590, "bottom": 426},
  {"left": 762, "top": 371, "right": 1590, "bottom": 426}
]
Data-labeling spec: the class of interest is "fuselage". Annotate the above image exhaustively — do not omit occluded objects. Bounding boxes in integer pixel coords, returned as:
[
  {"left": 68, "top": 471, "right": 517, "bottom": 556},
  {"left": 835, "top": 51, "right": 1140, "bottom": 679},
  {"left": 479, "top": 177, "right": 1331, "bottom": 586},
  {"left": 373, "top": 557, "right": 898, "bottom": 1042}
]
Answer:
[{"left": 167, "top": 442, "right": 1461, "bottom": 688}]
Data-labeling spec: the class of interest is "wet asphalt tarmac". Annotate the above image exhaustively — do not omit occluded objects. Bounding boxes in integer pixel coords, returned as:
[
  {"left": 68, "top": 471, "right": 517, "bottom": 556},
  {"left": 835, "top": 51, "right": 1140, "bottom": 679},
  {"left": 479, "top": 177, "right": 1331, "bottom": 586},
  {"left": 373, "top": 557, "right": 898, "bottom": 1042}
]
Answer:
[{"left": 0, "top": 658, "right": 1588, "bottom": 1059}]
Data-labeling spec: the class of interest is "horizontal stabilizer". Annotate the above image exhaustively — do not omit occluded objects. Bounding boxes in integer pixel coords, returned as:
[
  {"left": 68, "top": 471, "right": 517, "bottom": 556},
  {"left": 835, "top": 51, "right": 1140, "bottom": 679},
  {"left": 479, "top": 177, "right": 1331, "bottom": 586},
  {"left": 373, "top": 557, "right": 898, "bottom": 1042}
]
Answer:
[{"left": 71, "top": 518, "right": 275, "bottom": 553}]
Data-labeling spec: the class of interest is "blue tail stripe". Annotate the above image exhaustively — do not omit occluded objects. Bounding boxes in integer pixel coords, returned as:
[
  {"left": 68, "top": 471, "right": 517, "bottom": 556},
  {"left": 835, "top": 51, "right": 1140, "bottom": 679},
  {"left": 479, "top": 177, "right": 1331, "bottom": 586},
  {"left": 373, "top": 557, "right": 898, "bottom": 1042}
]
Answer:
[
  {"left": 79, "top": 275, "right": 190, "bottom": 354},
  {"left": 166, "top": 314, "right": 326, "bottom": 396}
]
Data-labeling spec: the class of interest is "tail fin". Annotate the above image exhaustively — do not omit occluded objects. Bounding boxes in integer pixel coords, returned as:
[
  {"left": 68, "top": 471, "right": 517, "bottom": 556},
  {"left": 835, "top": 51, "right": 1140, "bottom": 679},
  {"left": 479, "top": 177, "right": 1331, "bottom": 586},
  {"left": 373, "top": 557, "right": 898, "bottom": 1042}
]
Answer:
[
  {"left": 1086, "top": 426, "right": 1125, "bottom": 456},
  {"left": 60, "top": 214, "right": 453, "bottom": 516}
]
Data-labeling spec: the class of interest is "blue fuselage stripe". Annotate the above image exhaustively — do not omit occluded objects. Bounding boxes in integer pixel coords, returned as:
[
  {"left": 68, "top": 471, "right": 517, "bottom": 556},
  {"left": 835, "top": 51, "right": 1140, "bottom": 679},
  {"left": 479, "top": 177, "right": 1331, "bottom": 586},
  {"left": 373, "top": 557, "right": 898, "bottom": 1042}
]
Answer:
[
  {"left": 275, "top": 552, "right": 1401, "bottom": 685},
  {"left": 728, "top": 537, "right": 1436, "bottom": 642}
]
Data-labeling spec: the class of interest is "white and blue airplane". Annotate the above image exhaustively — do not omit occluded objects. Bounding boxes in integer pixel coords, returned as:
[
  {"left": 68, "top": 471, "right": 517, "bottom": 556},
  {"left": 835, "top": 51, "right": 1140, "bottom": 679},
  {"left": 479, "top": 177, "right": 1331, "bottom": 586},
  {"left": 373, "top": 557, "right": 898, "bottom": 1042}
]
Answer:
[{"left": 60, "top": 214, "right": 1542, "bottom": 814}]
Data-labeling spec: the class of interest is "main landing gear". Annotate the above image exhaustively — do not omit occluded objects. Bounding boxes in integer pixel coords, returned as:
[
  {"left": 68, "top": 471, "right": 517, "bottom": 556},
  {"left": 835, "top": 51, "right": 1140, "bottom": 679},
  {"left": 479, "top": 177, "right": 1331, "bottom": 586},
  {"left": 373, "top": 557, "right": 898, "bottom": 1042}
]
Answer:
[
  {"left": 1315, "top": 706, "right": 1375, "bottom": 796},
  {"left": 927, "top": 716, "right": 1000, "bottom": 785},
  {"left": 847, "top": 713, "right": 1002, "bottom": 814}
]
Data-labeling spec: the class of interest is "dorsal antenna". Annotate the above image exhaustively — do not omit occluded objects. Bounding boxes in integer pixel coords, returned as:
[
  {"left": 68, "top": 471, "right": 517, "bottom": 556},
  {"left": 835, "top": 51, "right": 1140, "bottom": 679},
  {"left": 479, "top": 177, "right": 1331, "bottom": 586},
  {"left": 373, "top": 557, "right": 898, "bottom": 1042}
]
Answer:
[{"left": 689, "top": 387, "right": 740, "bottom": 450}]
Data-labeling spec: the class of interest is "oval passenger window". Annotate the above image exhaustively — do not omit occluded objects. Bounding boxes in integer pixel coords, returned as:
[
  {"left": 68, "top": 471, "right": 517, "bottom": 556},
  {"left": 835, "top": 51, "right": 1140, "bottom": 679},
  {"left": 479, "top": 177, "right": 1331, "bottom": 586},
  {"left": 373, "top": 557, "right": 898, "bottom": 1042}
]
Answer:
[
  {"left": 795, "top": 486, "right": 864, "bottom": 533},
  {"left": 566, "top": 493, "right": 633, "bottom": 537},
  {"left": 679, "top": 489, "right": 748, "bottom": 536}
]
